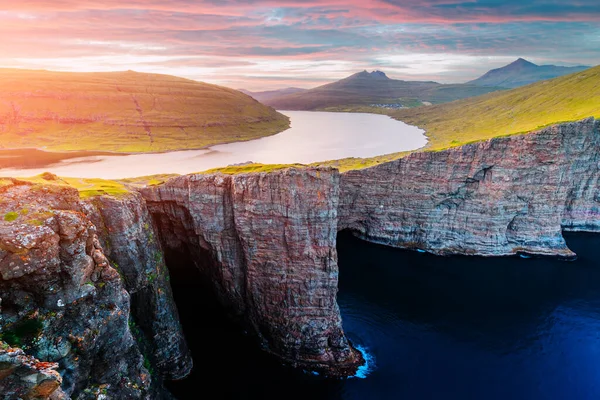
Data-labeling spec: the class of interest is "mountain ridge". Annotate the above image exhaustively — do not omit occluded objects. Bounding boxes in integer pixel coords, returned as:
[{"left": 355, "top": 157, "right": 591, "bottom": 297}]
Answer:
[
  {"left": 393, "top": 64, "right": 600, "bottom": 150},
  {"left": 262, "top": 70, "right": 501, "bottom": 110},
  {"left": 468, "top": 58, "right": 589, "bottom": 88}
]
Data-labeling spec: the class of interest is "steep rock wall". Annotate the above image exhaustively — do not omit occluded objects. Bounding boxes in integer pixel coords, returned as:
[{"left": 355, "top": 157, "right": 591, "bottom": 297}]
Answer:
[
  {"left": 0, "top": 182, "right": 154, "bottom": 398},
  {"left": 339, "top": 118, "right": 600, "bottom": 257},
  {"left": 84, "top": 194, "right": 192, "bottom": 380},
  {"left": 2, "top": 118, "right": 599, "bottom": 393},
  {"left": 140, "top": 168, "right": 363, "bottom": 376}
]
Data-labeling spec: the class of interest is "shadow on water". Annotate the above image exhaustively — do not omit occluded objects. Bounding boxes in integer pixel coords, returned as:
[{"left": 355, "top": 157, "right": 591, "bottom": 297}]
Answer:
[
  {"left": 167, "top": 231, "right": 600, "bottom": 400},
  {"left": 0, "top": 149, "right": 123, "bottom": 170},
  {"left": 164, "top": 248, "right": 344, "bottom": 400}
]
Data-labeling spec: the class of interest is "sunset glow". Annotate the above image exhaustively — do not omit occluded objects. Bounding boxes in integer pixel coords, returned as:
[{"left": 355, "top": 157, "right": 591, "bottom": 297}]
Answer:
[{"left": 1, "top": 0, "right": 599, "bottom": 90}]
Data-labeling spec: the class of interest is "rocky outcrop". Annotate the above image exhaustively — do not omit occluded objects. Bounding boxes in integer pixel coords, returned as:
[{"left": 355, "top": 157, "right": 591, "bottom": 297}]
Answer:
[
  {"left": 2, "top": 118, "right": 599, "bottom": 395},
  {"left": 84, "top": 194, "right": 192, "bottom": 380},
  {"left": 134, "top": 118, "right": 599, "bottom": 377},
  {"left": 0, "top": 183, "right": 155, "bottom": 398},
  {"left": 0, "top": 342, "right": 65, "bottom": 399},
  {"left": 140, "top": 169, "right": 364, "bottom": 377},
  {"left": 339, "top": 118, "right": 600, "bottom": 257}
]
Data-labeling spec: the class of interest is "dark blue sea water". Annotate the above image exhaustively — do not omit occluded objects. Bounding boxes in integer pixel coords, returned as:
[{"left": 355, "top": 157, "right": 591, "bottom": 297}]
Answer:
[{"left": 167, "top": 231, "right": 600, "bottom": 400}]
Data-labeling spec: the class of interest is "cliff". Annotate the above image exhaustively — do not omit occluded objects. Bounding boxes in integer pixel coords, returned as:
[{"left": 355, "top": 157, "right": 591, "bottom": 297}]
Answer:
[
  {"left": 84, "top": 194, "right": 192, "bottom": 380},
  {"left": 140, "top": 169, "right": 363, "bottom": 376},
  {"left": 0, "top": 182, "right": 154, "bottom": 398},
  {"left": 339, "top": 118, "right": 600, "bottom": 257},
  {"left": 0, "top": 342, "right": 65, "bottom": 399},
  {"left": 0, "top": 181, "right": 190, "bottom": 398},
  {"left": 1, "top": 118, "right": 599, "bottom": 398}
]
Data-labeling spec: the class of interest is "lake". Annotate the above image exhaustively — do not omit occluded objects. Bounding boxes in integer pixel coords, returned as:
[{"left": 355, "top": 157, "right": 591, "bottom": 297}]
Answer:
[
  {"left": 0, "top": 111, "right": 427, "bottom": 179},
  {"left": 167, "top": 231, "right": 600, "bottom": 400}
]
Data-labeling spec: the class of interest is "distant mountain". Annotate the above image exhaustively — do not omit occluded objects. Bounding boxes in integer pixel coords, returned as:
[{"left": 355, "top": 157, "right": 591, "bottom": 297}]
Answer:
[
  {"left": 262, "top": 70, "right": 502, "bottom": 111},
  {"left": 240, "top": 87, "right": 307, "bottom": 103},
  {"left": 468, "top": 58, "right": 589, "bottom": 88},
  {"left": 394, "top": 64, "right": 600, "bottom": 150}
]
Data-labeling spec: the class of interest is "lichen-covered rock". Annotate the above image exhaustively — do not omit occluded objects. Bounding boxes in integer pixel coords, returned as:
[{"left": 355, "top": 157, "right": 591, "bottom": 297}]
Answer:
[
  {"left": 0, "top": 341, "right": 66, "bottom": 399},
  {"left": 340, "top": 118, "right": 600, "bottom": 257},
  {"left": 83, "top": 193, "right": 192, "bottom": 380},
  {"left": 141, "top": 168, "right": 363, "bottom": 376},
  {"left": 0, "top": 183, "right": 152, "bottom": 398}
]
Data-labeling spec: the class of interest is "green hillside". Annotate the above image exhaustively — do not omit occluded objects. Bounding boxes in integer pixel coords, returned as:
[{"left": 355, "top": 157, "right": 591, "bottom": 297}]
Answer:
[
  {"left": 311, "top": 65, "right": 599, "bottom": 172},
  {"left": 0, "top": 69, "right": 289, "bottom": 152},
  {"left": 392, "top": 65, "right": 600, "bottom": 151}
]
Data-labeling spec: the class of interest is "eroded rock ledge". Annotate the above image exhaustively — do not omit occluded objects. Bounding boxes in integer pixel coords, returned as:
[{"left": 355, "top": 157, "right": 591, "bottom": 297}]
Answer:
[
  {"left": 0, "top": 183, "right": 189, "bottom": 398},
  {"left": 340, "top": 118, "right": 600, "bottom": 257},
  {"left": 140, "top": 169, "right": 364, "bottom": 377},
  {"left": 1, "top": 118, "right": 598, "bottom": 398}
]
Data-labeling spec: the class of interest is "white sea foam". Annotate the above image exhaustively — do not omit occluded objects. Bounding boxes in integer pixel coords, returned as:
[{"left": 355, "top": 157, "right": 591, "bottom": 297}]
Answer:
[{"left": 351, "top": 344, "right": 375, "bottom": 379}]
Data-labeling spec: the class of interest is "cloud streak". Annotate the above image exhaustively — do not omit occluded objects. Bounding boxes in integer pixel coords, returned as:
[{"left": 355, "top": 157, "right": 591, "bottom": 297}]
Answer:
[{"left": 0, "top": 0, "right": 598, "bottom": 89}]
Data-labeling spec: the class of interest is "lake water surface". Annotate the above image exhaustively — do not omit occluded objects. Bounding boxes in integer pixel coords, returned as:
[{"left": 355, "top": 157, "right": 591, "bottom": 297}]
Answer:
[
  {"left": 0, "top": 111, "right": 426, "bottom": 179},
  {"left": 168, "top": 231, "right": 600, "bottom": 400}
]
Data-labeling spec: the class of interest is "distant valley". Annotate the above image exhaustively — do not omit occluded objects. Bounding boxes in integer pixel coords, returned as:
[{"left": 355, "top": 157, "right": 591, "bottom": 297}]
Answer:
[
  {"left": 258, "top": 70, "right": 502, "bottom": 111},
  {"left": 247, "top": 59, "right": 591, "bottom": 112},
  {"left": 239, "top": 87, "right": 307, "bottom": 103}
]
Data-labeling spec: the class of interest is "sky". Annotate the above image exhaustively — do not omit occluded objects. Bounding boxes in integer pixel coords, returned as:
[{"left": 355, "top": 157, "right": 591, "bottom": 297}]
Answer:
[{"left": 0, "top": 0, "right": 599, "bottom": 90}]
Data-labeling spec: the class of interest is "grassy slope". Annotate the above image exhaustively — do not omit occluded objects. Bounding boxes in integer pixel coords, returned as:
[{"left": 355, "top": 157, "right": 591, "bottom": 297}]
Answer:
[
  {"left": 0, "top": 174, "right": 131, "bottom": 199},
  {"left": 3, "top": 66, "right": 598, "bottom": 177},
  {"left": 311, "top": 65, "right": 600, "bottom": 172},
  {"left": 1, "top": 172, "right": 181, "bottom": 199},
  {"left": 391, "top": 65, "right": 600, "bottom": 151},
  {"left": 0, "top": 69, "right": 289, "bottom": 152},
  {"left": 264, "top": 72, "right": 502, "bottom": 110}
]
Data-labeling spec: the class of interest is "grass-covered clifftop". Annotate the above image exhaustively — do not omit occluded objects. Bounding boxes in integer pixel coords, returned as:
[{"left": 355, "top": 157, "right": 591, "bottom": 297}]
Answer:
[
  {"left": 311, "top": 65, "right": 599, "bottom": 171},
  {"left": 0, "top": 69, "right": 289, "bottom": 152},
  {"left": 392, "top": 65, "right": 599, "bottom": 150}
]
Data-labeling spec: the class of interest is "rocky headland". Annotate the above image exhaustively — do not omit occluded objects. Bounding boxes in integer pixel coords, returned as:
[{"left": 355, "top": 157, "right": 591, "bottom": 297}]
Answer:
[{"left": 1, "top": 118, "right": 598, "bottom": 398}]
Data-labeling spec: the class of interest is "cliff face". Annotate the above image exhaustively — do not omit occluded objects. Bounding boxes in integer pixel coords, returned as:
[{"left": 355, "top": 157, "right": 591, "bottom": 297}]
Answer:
[
  {"left": 140, "top": 168, "right": 363, "bottom": 376},
  {"left": 339, "top": 118, "right": 600, "bottom": 257},
  {"left": 0, "top": 183, "right": 153, "bottom": 398},
  {"left": 84, "top": 194, "right": 192, "bottom": 380},
  {"left": 2, "top": 118, "right": 599, "bottom": 396}
]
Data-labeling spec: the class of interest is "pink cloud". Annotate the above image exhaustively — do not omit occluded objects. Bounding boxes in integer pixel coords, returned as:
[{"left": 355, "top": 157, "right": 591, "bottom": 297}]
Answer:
[
  {"left": 2, "top": 0, "right": 599, "bottom": 23},
  {"left": 0, "top": 0, "right": 598, "bottom": 90}
]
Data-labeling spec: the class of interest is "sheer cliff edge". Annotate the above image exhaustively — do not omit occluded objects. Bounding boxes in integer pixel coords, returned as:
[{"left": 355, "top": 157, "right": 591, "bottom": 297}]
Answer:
[{"left": 1, "top": 118, "right": 598, "bottom": 398}]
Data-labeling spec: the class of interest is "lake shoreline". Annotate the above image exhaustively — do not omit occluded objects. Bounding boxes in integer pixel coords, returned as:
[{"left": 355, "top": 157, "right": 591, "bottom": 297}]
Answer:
[{"left": 0, "top": 111, "right": 427, "bottom": 179}]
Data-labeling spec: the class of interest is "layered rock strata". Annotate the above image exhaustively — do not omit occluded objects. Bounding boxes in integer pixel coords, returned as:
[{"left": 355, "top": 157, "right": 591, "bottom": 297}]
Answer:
[
  {"left": 84, "top": 194, "right": 192, "bottom": 380},
  {"left": 140, "top": 168, "right": 364, "bottom": 376},
  {"left": 0, "top": 342, "right": 65, "bottom": 399},
  {"left": 1, "top": 118, "right": 599, "bottom": 398},
  {"left": 340, "top": 118, "right": 600, "bottom": 257}
]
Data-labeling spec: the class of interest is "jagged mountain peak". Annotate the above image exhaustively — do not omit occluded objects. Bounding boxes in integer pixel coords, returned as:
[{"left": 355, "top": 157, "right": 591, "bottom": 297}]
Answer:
[
  {"left": 506, "top": 58, "right": 538, "bottom": 69},
  {"left": 352, "top": 70, "right": 389, "bottom": 79}
]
